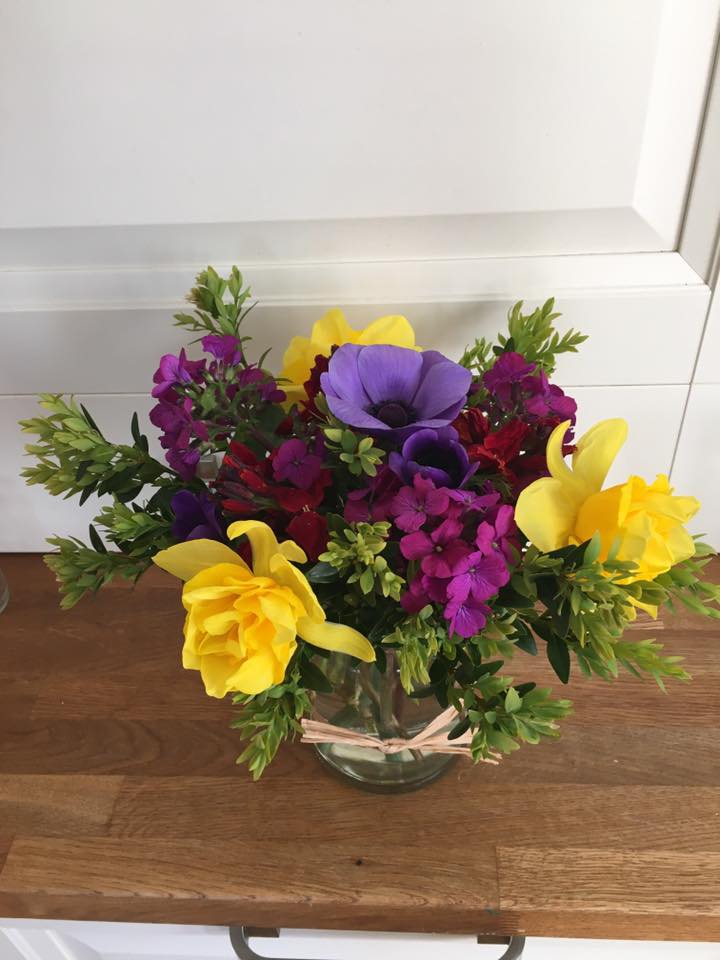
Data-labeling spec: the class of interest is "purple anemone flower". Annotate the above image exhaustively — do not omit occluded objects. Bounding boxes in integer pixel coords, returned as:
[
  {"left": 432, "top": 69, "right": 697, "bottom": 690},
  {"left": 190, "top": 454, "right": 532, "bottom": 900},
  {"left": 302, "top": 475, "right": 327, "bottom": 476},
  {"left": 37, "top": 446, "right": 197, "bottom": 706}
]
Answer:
[
  {"left": 320, "top": 344, "right": 471, "bottom": 439},
  {"left": 171, "top": 490, "right": 224, "bottom": 542},
  {"left": 389, "top": 427, "right": 478, "bottom": 489}
]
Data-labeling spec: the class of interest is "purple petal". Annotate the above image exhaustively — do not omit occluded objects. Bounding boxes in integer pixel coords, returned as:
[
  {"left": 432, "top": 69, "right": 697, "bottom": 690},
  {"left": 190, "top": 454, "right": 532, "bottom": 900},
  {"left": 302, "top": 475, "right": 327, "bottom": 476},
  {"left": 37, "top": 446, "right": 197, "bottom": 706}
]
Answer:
[
  {"left": 323, "top": 395, "right": 387, "bottom": 431},
  {"left": 323, "top": 344, "right": 371, "bottom": 407},
  {"left": 445, "top": 597, "right": 490, "bottom": 639},
  {"left": 356, "top": 344, "right": 423, "bottom": 406},
  {"left": 411, "top": 352, "right": 472, "bottom": 419},
  {"left": 400, "top": 531, "right": 434, "bottom": 561}
]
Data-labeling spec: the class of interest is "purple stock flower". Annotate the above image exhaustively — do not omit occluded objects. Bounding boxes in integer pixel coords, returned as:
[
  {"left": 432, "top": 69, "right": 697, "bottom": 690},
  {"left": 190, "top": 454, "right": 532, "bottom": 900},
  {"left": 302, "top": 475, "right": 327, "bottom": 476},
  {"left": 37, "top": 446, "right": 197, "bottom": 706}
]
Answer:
[
  {"left": 171, "top": 490, "right": 224, "bottom": 542},
  {"left": 448, "top": 487, "right": 501, "bottom": 511},
  {"left": 201, "top": 334, "right": 244, "bottom": 365},
  {"left": 476, "top": 504, "right": 519, "bottom": 564},
  {"left": 389, "top": 427, "right": 478, "bottom": 488},
  {"left": 152, "top": 349, "right": 205, "bottom": 399},
  {"left": 273, "top": 438, "right": 323, "bottom": 490},
  {"left": 444, "top": 595, "right": 492, "bottom": 639},
  {"left": 482, "top": 352, "right": 536, "bottom": 405},
  {"left": 320, "top": 344, "right": 471, "bottom": 439},
  {"left": 524, "top": 371, "right": 577, "bottom": 420},
  {"left": 447, "top": 550, "right": 509, "bottom": 604},
  {"left": 236, "top": 366, "right": 286, "bottom": 404},
  {"left": 389, "top": 473, "right": 449, "bottom": 533},
  {"left": 400, "top": 516, "right": 470, "bottom": 579},
  {"left": 149, "top": 396, "right": 209, "bottom": 481}
]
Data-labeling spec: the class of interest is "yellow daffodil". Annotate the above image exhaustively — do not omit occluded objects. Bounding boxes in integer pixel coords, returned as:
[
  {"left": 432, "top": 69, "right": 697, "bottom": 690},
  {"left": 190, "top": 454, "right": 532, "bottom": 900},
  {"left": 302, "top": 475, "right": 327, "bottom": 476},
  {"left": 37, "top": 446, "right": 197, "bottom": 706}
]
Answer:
[
  {"left": 153, "top": 520, "right": 374, "bottom": 698},
  {"left": 516, "top": 418, "right": 700, "bottom": 584},
  {"left": 280, "top": 308, "right": 417, "bottom": 402}
]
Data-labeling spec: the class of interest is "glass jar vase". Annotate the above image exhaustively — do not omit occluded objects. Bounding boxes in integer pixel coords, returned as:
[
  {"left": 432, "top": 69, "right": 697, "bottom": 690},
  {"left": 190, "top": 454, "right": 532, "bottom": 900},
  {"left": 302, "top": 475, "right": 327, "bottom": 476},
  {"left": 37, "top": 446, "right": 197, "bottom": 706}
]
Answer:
[{"left": 311, "top": 652, "right": 457, "bottom": 793}]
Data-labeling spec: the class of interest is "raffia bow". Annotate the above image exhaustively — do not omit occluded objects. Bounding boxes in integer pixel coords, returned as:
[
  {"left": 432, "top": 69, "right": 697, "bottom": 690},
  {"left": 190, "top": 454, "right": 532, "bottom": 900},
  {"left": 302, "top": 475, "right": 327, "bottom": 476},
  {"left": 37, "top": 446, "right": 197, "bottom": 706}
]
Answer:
[{"left": 301, "top": 706, "right": 500, "bottom": 760}]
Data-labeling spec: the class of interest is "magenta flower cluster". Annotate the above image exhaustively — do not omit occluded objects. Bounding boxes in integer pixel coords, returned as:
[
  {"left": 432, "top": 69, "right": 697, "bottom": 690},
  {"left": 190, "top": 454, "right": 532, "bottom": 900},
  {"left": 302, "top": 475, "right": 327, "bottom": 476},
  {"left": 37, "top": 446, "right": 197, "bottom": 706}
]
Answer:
[
  {"left": 149, "top": 335, "right": 285, "bottom": 481},
  {"left": 391, "top": 474, "right": 517, "bottom": 639}
]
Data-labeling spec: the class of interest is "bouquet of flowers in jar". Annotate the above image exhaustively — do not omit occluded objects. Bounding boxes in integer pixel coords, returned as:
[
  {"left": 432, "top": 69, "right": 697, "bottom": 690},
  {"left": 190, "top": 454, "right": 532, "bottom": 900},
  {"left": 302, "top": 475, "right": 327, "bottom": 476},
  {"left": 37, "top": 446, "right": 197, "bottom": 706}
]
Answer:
[{"left": 21, "top": 267, "right": 719, "bottom": 780}]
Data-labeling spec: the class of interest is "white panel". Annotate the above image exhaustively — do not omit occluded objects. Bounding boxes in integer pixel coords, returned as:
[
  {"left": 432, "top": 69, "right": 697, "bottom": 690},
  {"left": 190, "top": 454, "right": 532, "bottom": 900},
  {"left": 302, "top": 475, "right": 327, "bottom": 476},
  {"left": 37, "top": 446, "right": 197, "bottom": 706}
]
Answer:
[
  {"left": 0, "top": 394, "right": 155, "bottom": 552},
  {"left": 572, "top": 385, "right": 687, "bottom": 481},
  {"left": 0, "top": 288, "right": 709, "bottom": 396},
  {"left": 633, "top": 0, "right": 720, "bottom": 246},
  {"left": 3, "top": 923, "right": 720, "bottom": 960},
  {"left": 1, "top": 0, "right": 717, "bottom": 256},
  {"left": 680, "top": 41, "right": 720, "bottom": 283},
  {"left": 671, "top": 384, "right": 720, "bottom": 547},
  {"left": 0, "top": 253, "right": 703, "bottom": 310},
  {"left": 0, "top": 386, "right": 686, "bottom": 552},
  {"left": 694, "top": 288, "right": 720, "bottom": 384}
]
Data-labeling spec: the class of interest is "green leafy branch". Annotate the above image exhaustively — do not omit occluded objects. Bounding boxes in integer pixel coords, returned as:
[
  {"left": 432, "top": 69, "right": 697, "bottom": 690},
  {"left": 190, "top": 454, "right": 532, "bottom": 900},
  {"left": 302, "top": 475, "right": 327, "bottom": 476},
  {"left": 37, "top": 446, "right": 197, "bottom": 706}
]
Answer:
[
  {"left": 654, "top": 541, "right": 720, "bottom": 620},
  {"left": 21, "top": 397, "right": 170, "bottom": 505},
  {"left": 510, "top": 538, "right": 693, "bottom": 687},
  {"left": 317, "top": 520, "right": 405, "bottom": 603},
  {"left": 323, "top": 424, "right": 385, "bottom": 477},
  {"left": 460, "top": 297, "right": 587, "bottom": 381},
  {"left": 231, "top": 670, "right": 312, "bottom": 780},
  {"left": 174, "top": 265, "right": 254, "bottom": 340},
  {"left": 44, "top": 535, "right": 155, "bottom": 609}
]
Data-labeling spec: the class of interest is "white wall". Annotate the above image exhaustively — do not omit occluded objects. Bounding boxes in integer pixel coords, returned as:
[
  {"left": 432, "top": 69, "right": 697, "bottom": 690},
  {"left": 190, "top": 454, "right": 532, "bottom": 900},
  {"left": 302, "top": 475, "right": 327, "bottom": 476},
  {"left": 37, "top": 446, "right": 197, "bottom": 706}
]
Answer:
[{"left": 0, "top": 0, "right": 719, "bottom": 550}]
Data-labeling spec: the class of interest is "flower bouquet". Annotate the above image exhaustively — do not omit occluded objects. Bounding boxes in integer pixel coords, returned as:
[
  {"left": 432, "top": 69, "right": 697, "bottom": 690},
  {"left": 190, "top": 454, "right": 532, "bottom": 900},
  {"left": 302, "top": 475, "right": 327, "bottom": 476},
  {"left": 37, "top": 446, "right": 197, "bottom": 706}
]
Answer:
[{"left": 21, "top": 267, "right": 719, "bottom": 789}]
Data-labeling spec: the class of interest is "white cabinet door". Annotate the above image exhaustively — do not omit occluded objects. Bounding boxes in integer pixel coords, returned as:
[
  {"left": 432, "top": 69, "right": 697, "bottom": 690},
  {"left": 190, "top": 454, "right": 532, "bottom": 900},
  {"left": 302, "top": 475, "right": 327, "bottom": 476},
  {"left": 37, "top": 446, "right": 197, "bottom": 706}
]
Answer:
[
  {"left": 0, "top": 0, "right": 719, "bottom": 547},
  {"left": 1, "top": 922, "right": 720, "bottom": 960}
]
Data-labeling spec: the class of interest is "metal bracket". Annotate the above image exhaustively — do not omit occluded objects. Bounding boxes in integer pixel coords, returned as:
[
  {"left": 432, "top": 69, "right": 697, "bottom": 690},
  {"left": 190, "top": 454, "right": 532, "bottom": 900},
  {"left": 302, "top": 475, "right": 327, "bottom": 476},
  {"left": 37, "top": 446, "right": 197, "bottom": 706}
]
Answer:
[{"left": 229, "top": 926, "right": 526, "bottom": 960}]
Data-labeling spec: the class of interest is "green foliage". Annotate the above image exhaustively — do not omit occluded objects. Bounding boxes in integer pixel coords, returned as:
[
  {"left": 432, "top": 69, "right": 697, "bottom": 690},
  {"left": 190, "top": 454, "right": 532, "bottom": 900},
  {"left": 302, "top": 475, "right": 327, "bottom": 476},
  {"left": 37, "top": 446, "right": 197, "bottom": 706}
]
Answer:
[
  {"left": 465, "top": 679, "right": 573, "bottom": 761},
  {"left": 319, "top": 521, "right": 405, "bottom": 603},
  {"left": 174, "top": 265, "right": 254, "bottom": 340},
  {"left": 323, "top": 425, "right": 385, "bottom": 477},
  {"left": 655, "top": 541, "right": 720, "bottom": 620},
  {"left": 384, "top": 610, "right": 442, "bottom": 691},
  {"left": 231, "top": 670, "right": 312, "bottom": 780},
  {"left": 44, "top": 535, "right": 154, "bottom": 609},
  {"left": 95, "top": 500, "right": 173, "bottom": 557},
  {"left": 20, "top": 395, "right": 169, "bottom": 504},
  {"left": 460, "top": 298, "right": 587, "bottom": 381},
  {"left": 511, "top": 539, "right": 694, "bottom": 688}
]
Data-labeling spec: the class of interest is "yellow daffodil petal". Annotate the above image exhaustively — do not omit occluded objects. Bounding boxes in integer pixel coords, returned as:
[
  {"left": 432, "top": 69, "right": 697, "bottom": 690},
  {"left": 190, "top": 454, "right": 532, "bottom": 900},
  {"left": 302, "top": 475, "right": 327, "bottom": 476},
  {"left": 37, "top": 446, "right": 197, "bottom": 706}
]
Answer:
[
  {"left": 280, "top": 309, "right": 418, "bottom": 398},
  {"left": 279, "top": 539, "right": 308, "bottom": 565},
  {"left": 515, "top": 477, "right": 578, "bottom": 552},
  {"left": 310, "top": 308, "right": 357, "bottom": 353},
  {"left": 269, "top": 553, "right": 325, "bottom": 622},
  {"left": 571, "top": 418, "right": 628, "bottom": 495},
  {"left": 297, "top": 616, "right": 375, "bottom": 662},
  {"left": 545, "top": 420, "right": 588, "bottom": 501},
  {"left": 227, "top": 520, "right": 283, "bottom": 576},
  {"left": 153, "top": 539, "right": 249, "bottom": 581},
  {"left": 357, "top": 314, "right": 416, "bottom": 349}
]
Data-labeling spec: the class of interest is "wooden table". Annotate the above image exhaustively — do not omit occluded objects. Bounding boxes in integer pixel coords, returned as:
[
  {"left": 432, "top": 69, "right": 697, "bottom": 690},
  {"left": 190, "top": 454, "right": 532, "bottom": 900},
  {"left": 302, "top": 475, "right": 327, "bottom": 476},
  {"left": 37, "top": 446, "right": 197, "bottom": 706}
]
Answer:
[{"left": 0, "top": 554, "right": 719, "bottom": 942}]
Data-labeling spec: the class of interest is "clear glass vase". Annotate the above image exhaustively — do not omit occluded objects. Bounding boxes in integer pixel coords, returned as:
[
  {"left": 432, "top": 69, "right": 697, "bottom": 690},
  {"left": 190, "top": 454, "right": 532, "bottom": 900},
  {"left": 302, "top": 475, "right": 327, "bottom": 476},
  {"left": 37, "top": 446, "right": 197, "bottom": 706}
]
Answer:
[{"left": 312, "top": 652, "right": 457, "bottom": 793}]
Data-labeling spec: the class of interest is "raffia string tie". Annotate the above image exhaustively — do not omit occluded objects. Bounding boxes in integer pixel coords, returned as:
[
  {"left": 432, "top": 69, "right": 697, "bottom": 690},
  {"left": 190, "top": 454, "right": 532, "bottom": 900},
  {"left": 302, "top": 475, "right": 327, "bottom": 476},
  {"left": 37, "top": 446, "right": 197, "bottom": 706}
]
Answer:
[{"left": 301, "top": 706, "right": 500, "bottom": 761}]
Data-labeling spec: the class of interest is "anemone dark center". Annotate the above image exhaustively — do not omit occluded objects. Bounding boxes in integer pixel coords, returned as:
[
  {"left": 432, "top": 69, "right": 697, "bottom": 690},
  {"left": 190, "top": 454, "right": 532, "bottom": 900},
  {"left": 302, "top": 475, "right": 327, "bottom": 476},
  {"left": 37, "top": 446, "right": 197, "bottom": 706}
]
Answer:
[{"left": 375, "top": 401, "right": 411, "bottom": 428}]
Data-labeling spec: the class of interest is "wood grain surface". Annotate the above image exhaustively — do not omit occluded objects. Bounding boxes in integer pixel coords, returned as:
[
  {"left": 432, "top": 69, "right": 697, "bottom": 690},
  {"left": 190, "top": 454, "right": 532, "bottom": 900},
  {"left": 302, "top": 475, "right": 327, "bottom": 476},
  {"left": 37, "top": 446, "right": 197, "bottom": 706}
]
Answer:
[{"left": 0, "top": 553, "right": 719, "bottom": 939}]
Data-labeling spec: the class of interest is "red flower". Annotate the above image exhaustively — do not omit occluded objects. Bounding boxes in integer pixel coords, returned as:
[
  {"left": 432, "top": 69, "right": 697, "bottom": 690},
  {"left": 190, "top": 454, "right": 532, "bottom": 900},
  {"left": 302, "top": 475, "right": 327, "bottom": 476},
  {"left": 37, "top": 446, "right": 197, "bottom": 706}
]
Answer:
[
  {"left": 453, "top": 408, "right": 489, "bottom": 446},
  {"left": 483, "top": 419, "right": 529, "bottom": 464},
  {"left": 287, "top": 511, "right": 328, "bottom": 562}
]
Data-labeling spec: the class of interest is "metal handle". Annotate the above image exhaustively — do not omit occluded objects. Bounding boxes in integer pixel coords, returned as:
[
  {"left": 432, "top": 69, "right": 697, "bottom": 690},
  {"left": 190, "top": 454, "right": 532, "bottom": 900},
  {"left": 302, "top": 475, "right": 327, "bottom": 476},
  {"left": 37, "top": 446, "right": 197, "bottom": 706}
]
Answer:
[{"left": 229, "top": 927, "right": 525, "bottom": 960}]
